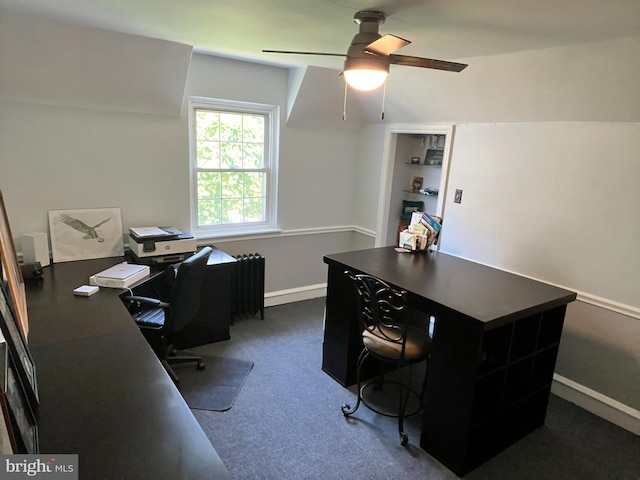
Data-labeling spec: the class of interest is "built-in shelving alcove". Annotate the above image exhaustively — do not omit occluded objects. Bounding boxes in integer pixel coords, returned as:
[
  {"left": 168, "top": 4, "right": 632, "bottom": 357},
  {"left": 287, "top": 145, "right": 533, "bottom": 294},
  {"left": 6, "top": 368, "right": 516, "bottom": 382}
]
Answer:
[{"left": 376, "top": 125, "right": 454, "bottom": 247}]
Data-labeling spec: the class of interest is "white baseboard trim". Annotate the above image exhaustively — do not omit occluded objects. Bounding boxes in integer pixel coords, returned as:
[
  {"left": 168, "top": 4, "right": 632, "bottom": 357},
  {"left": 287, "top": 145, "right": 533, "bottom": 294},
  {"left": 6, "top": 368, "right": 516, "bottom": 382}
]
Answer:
[
  {"left": 552, "top": 374, "right": 640, "bottom": 436},
  {"left": 576, "top": 293, "right": 640, "bottom": 320},
  {"left": 264, "top": 284, "right": 327, "bottom": 307}
]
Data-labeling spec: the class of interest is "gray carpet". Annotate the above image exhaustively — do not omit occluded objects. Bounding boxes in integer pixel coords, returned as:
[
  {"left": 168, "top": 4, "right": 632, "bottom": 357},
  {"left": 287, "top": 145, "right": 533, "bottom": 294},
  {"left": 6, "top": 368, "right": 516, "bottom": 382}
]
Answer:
[
  {"left": 188, "top": 297, "right": 640, "bottom": 480},
  {"left": 174, "top": 355, "right": 253, "bottom": 412}
]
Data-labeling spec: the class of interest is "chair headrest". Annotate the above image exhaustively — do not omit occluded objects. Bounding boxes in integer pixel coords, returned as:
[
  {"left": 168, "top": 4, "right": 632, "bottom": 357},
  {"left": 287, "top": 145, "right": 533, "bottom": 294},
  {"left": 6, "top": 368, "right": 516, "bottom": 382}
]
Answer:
[{"left": 182, "top": 246, "right": 213, "bottom": 266}]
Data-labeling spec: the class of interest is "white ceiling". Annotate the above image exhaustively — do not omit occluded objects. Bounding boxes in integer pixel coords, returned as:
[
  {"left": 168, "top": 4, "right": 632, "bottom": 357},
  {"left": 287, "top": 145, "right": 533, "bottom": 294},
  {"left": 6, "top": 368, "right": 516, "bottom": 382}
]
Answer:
[{"left": 2, "top": 0, "right": 640, "bottom": 71}]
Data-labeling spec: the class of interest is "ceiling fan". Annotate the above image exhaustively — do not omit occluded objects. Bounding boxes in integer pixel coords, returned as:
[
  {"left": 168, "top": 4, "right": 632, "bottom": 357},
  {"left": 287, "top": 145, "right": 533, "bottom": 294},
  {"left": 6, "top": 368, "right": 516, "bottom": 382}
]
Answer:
[{"left": 263, "top": 10, "right": 468, "bottom": 93}]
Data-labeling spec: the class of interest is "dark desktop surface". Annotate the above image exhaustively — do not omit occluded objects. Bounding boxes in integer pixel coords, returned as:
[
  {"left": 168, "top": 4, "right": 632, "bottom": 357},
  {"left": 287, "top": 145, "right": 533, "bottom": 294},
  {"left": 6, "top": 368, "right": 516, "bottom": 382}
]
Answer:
[
  {"left": 324, "top": 247, "right": 577, "bottom": 326},
  {"left": 322, "top": 246, "right": 577, "bottom": 476},
  {"left": 26, "top": 258, "right": 230, "bottom": 479}
]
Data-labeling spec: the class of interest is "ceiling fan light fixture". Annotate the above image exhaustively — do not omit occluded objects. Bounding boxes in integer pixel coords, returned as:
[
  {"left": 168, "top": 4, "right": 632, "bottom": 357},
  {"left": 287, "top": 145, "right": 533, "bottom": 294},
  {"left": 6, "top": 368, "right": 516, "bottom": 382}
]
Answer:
[
  {"left": 343, "top": 57, "right": 388, "bottom": 91},
  {"left": 344, "top": 69, "right": 388, "bottom": 91}
]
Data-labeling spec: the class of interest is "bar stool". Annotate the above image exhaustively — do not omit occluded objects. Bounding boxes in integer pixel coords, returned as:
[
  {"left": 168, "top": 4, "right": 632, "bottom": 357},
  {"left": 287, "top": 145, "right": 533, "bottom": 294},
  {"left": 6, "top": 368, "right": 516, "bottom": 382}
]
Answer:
[{"left": 341, "top": 271, "right": 432, "bottom": 445}]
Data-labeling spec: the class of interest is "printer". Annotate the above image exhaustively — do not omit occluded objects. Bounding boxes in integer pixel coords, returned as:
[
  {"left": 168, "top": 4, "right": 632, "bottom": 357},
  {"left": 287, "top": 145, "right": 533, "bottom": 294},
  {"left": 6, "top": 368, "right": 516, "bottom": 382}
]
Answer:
[{"left": 128, "top": 226, "right": 197, "bottom": 264}]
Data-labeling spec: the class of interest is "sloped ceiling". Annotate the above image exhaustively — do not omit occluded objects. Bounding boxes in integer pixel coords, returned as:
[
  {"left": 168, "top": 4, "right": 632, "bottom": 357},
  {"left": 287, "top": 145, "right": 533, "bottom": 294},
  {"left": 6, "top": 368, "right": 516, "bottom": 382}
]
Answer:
[
  {"left": 0, "top": 11, "right": 192, "bottom": 115},
  {"left": 377, "top": 35, "right": 640, "bottom": 123},
  {"left": 2, "top": 0, "right": 639, "bottom": 67},
  {"left": 1, "top": 1, "right": 639, "bottom": 122},
  {"left": 285, "top": 66, "right": 368, "bottom": 128}
]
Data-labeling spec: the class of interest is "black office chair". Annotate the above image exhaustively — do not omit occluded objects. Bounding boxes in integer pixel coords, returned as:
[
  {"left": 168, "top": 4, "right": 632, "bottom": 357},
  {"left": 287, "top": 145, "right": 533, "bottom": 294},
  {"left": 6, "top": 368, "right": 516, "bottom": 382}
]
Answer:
[
  {"left": 123, "top": 246, "right": 213, "bottom": 386},
  {"left": 341, "top": 271, "right": 432, "bottom": 446}
]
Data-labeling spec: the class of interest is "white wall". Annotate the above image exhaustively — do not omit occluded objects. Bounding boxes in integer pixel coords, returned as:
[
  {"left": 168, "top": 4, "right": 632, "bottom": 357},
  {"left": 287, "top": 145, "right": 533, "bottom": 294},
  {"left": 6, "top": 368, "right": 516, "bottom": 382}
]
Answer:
[
  {"left": 355, "top": 124, "right": 386, "bottom": 233},
  {"left": 440, "top": 122, "right": 640, "bottom": 416},
  {"left": 0, "top": 10, "right": 192, "bottom": 115},
  {"left": 366, "top": 35, "right": 640, "bottom": 124},
  {"left": 442, "top": 122, "right": 639, "bottom": 307},
  {"left": 0, "top": 15, "right": 364, "bottom": 297},
  {"left": 1, "top": 99, "right": 191, "bottom": 230}
]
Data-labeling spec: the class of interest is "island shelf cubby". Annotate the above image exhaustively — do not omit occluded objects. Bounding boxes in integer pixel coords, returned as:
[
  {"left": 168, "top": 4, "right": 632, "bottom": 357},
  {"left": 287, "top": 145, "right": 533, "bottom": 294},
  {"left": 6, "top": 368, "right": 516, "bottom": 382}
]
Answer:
[{"left": 467, "top": 305, "right": 567, "bottom": 466}]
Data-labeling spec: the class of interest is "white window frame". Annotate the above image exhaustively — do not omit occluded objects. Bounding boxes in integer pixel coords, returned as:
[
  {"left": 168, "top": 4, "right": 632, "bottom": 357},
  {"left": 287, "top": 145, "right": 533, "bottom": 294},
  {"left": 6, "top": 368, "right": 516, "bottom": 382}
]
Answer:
[{"left": 188, "top": 96, "right": 279, "bottom": 238}]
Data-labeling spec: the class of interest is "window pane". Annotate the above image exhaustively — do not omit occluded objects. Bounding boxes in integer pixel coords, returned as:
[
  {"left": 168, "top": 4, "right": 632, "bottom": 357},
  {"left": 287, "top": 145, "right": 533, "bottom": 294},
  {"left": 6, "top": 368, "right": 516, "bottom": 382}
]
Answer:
[
  {"left": 221, "top": 197, "right": 243, "bottom": 223},
  {"left": 243, "top": 115, "right": 264, "bottom": 142},
  {"left": 244, "top": 172, "right": 265, "bottom": 197},
  {"left": 197, "top": 140, "right": 219, "bottom": 168},
  {"left": 197, "top": 172, "right": 221, "bottom": 198},
  {"left": 243, "top": 143, "right": 263, "bottom": 168},
  {"left": 244, "top": 197, "right": 264, "bottom": 222},
  {"left": 220, "top": 113, "right": 242, "bottom": 142},
  {"left": 198, "top": 199, "right": 221, "bottom": 225},
  {"left": 220, "top": 142, "right": 243, "bottom": 169},
  {"left": 221, "top": 171, "right": 243, "bottom": 198},
  {"left": 196, "top": 111, "right": 219, "bottom": 140}
]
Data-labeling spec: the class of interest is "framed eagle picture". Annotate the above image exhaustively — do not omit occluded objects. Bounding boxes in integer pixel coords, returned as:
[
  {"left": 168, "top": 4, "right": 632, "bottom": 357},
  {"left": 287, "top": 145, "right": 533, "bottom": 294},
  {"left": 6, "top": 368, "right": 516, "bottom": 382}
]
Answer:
[{"left": 48, "top": 208, "right": 124, "bottom": 263}]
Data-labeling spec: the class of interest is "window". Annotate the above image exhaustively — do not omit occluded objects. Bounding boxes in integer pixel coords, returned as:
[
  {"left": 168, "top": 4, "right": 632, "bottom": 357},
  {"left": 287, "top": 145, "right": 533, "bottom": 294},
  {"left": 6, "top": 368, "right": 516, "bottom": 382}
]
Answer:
[{"left": 189, "top": 97, "right": 279, "bottom": 237}]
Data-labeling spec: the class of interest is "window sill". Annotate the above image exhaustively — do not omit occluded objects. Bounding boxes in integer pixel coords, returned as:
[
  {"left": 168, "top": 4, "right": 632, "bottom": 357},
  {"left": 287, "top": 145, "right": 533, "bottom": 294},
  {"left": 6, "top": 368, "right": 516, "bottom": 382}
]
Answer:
[{"left": 194, "top": 226, "right": 282, "bottom": 243}]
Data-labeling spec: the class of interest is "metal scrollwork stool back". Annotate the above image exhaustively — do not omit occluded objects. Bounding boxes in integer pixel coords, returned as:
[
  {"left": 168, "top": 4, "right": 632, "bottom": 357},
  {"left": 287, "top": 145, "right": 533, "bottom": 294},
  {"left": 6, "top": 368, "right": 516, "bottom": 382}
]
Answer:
[{"left": 341, "top": 271, "right": 432, "bottom": 445}]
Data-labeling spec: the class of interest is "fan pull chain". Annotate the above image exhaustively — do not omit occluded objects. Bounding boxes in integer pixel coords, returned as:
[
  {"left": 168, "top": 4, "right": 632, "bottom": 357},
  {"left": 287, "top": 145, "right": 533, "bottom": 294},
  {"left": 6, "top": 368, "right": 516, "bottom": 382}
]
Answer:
[
  {"left": 342, "top": 81, "right": 348, "bottom": 120},
  {"left": 380, "top": 79, "right": 387, "bottom": 120}
]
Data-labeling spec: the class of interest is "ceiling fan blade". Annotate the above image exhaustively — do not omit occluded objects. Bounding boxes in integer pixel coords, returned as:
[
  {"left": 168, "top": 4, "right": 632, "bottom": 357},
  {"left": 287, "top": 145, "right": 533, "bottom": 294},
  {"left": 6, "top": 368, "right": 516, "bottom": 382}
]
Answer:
[
  {"left": 262, "top": 49, "right": 345, "bottom": 57},
  {"left": 364, "top": 34, "right": 410, "bottom": 56},
  {"left": 389, "top": 54, "right": 468, "bottom": 72}
]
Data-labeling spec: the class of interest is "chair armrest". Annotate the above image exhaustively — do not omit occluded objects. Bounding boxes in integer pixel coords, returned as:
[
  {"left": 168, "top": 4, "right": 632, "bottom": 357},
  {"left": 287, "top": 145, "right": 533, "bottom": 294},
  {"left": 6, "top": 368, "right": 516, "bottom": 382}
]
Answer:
[{"left": 122, "top": 295, "right": 170, "bottom": 309}]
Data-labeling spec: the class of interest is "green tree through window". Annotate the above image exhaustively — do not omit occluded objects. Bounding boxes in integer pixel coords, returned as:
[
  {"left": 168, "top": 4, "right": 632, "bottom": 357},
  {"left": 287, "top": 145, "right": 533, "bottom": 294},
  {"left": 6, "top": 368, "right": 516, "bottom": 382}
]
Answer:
[{"left": 190, "top": 98, "right": 279, "bottom": 236}]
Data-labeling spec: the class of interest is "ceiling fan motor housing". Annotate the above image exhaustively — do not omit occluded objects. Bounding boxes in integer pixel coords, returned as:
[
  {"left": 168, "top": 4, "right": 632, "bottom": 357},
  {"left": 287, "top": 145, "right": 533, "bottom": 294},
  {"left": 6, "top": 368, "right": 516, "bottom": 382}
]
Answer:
[
  {"left": 353, "top": 10, "right": 386, "bottom": 26},
  {"left": 345, "top": 10, "right": 389, "bottom": 71}
]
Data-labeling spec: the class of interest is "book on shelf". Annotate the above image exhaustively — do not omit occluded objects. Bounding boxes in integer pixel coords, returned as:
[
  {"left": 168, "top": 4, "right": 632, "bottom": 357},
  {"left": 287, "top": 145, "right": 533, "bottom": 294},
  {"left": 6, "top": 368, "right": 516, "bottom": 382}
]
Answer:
[{"left": 420, "top": 212, "right": 442, "bottom": 233}]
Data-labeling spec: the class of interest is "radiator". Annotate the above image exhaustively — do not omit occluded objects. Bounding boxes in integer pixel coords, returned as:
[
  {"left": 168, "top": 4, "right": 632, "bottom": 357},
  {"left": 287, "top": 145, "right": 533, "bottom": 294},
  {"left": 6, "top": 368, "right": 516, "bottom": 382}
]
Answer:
[{"left": 232, "top": 253, "right": 265, "bottom": 319}]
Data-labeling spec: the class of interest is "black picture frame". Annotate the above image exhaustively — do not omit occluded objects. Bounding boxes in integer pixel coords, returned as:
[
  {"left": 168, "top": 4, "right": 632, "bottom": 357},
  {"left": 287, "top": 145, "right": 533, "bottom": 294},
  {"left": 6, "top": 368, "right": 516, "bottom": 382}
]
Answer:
[
  {"left": 0, "top": 191, "right": 29, "bottom": 341},
  {"left": 0, "top": 389, "right": 18, "bottom": 454},
  {"left": 0, "top": 334, "right": 18, "bottom": 454},
  {"left": 0, "top": 283, "right": 38, "bottom": 414},
  {"left": 4, "top": 361, "right": 37, "bottom": 453}
]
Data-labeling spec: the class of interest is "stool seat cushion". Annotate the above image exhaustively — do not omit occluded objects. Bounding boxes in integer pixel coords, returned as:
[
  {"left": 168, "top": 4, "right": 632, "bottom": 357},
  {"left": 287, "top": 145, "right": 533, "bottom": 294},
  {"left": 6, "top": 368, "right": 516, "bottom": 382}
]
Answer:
[{"left": 362, "top": 325, "right": 430, "bottom": 361}]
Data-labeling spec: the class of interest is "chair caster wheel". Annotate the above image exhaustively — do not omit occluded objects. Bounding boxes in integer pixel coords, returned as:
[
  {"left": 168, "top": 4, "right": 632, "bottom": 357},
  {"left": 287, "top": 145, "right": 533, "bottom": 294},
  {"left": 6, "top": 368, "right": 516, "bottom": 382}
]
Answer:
[
  {"left": 197, "top": 362, "right": 205, "bottom": 371},
  {"left": 400, "top": 432, "right": 408, "bottom": 446},
  {"left": 341, "top": 403, "right": 351, "bottom": 416}
]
